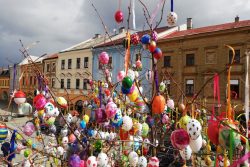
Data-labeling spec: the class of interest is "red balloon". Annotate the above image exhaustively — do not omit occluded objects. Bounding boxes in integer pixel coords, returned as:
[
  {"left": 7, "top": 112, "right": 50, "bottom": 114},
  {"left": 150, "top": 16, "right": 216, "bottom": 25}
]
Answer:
[
  {"left": 148, "top": 41, "right": 157, "bottom": 53},
  {"left": 153, "top": 48, "right": 163, "bottom": 60},
  {"left": 114, "top": 10, "right": 123, "bottom": 23}
]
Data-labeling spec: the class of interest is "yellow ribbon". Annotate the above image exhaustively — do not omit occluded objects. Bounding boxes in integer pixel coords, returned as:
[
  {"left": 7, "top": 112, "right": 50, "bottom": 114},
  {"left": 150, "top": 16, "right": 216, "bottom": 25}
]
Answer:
[{"left": 124, "top": 32, "right": 131, "bottom": 75}]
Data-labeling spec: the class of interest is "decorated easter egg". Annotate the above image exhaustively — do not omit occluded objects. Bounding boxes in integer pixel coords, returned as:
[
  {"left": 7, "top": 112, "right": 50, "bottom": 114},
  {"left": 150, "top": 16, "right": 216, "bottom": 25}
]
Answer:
[
  {"left": 179, "top": 115, "right": 191, "bottom": 130},
  {"left": 161, "top": 114, "right": 169, "bottom": 124},
  {"left": 95, "top": 108, "right": 106, "bottom": 123},
  {"left": 87, "top": 156, "right": 97, "bottom": 167},
  {"left": 69, "top": 154, "right": 81, "bottom": 167},
  {"left": 0, "top": 124, "right": 8, "bottom": 143},
  {"left": 141, "top": 122, "right": 149, "bottom": 137},
  {"left": 97, "top": 152, "right": 108, "bottom": 167},
  {"left": 148, "top": 41, "right": 157, "bottom": 53},
  {"left": 128, "top": 151, "right": 138, "bottom": 167},
  {"left": 128, "top": 89, "right": 139, "bottom": 102},
  {"left": 141, "top": 34, "right": 151, "bottom": 44},
  {"left": 131, "top": 33, "right": 140, "bottom": 45},
  {"left": 69, "top": 134, "right": 77, "bottom": 143},
  {"left": 153, "top": 48, "right": 163, "bottom": 60},
  {"left": 159, "top": 82, "right": 166, "bottom": 92},
  {"left": 60, "top": 127, "right": 68, "bottom": 137},
  {"left": 114, "top": 10, "right": 123, "bottom": 23},
  {"left": 23, "top": 122, "right": 35, "bottom": 136},
  {"left": 189, "top": 135, "right": 202, "bottom": 153},
  {"left": 167, "top": 99, "right": 175, "bottom": 110},
  {"left": 62, "top": 136, "right": 69, "bottom": 145},
  {"left": 152, "top": 95, "right": 166, "bottom": 114},
  {"left": 127, "top": 69, "right": 135, "bottom": 81},
  {"left": 122, "top": 116, "right": 133, "bottom": 131},
  {"left": 105, "top": 101, "right": 117, "bottom": 118},
  {"left": 122, "top": 76, "right": 133, "bottom": 89},
  {"left": 14, "top": 91, "right": 26, "bottom": 105},
  {"left": 45, "top": 117, "right": 55, "bottom": 125},
  {"left": 167, "top": 12, "right": 178, "bottom": 26},
  {"left": 44, "top": 102, "right": 55, "bottom": 116},
  {"left": 117, "top": 71, "right": 125, "bottom": 82},
  {"left": 57, "top": 97, "right": 67, "bottom": 109},
  {"left": 80, "top": 120, "right": 87, "bottom": 129},
  {"left": 34, "top": 94, "right": 46, "bottom": 110},
  {"left": 111, "top": 109, "right": 123, "bottom": 127},
  {"left": 83, "top": 114, "right": 90, "bottom": 124},
  {"left": 151, "top": 31, "right": 158, "bottom": 41},
  {"left": 179, "top": 145, "right": 192, "bottom": 160},
  {"left": 24, "top": 149, "right": 31, "bottom": 158},
  {"left": 148, "top": 156, "right": 159, "bottom": 167},
  {"left": 66, "top": 113, "right": 73, "bottom": 123},
  {"left": 57, "top": 146, "right": 64, "bottom": 156},
  {"left": 99, "top": 52, "right": 109, "bottom": 65},
  {"left": 171, "top": 129, "right": 190, "bottom": 150},
  {"left": 138, "top": 156, "right": 147, "bottom": 167},
  {"left": 187, "top": 119, "right": 202, "bottom": 140}
]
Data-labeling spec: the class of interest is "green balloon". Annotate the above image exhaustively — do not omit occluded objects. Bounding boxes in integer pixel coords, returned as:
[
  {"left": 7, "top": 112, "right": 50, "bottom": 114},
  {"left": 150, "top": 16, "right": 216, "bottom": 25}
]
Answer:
[{"left": 122, "top": 77, "right": 133, "bottom": 89}]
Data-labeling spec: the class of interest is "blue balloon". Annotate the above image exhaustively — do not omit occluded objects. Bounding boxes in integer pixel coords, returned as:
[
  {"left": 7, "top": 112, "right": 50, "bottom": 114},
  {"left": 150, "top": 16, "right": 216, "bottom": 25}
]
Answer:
[
  {"left": 121, "top": 86, "right": 130, "bottom": 95},
  {"left": 141, "top": 34, "right": 151, "bottom": 44},
  {"left": 80, "top": 120, "right": 86, "bottom": 129}
]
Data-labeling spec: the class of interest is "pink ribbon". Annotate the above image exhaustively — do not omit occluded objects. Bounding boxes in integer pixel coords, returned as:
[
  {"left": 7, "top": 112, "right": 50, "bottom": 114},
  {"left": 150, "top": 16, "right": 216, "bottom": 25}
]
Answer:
[
  {"left": 229, "top": 152, "right": 250, "bottom": 167},
  {"left": 212, "top": 73, "right": 220, "bottom": 118},
  {"left": 149, "top": 0, "right": 165, "bottom": 25}
]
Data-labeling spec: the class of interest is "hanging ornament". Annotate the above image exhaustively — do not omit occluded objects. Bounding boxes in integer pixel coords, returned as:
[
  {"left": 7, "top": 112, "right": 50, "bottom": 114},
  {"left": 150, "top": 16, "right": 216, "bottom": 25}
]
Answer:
[
  {"left": 114, "top": 10, "right": 123, "bottom": 23},
  {"left": 141, "top": 122, "right": 149, "bottom": 137},
  {"left": 69, "top": 154, "right": 81, "bottom": 167},
  {"left": 187, "top": 119, "right": 202, "bottom": 140},
  {"left": 178, "top": 115, "right": 191, "bottom": 130},
  {"left": 111, "top": 109, "right": 123, "bottom": 127},
  {"left": 127, "top": 69, "right": 135, "bottom": 81},
  {"left": 153, "top": 48, "right": 163, "bottom": 60},
  {"left": 141, "top": 34, "right": 151, "bottom": 45},
  {"left": 105, "top": 101, "right": 118, "bottom": 119},
  {"left": 159, "top": 82, "right": 166, "bottom": 92},
  {"left": 23, "top": 122, "right": 35, "bottom": 137},
  {"left": 14, "top": 90, "right": 26, "bottom": 105},
  {"left": 179, "top": 145, "right": 192, "bottom": 160},
  {"left": 0, "top": 123, "right": 8, "bottom": 143},
  {"left": 131, "top": 33, "right": 140, "bottom": 45},
  {"left": 99, "top": 52, "right": 109, "bottom": 65},
  {"left": 44, "top": 102, "right": 56, "bottom": 116},
  {"left": 122, "top": 76, "right": 133, "bottom": 89},
  {"left": 170, "top": 129, "right": 190, "bottom": 150},
  {"left": 122, "top": 116, "right": 133, "bottom": 131},
  {"left": 57, "top": 146, "right": 64, "bottom": 156},
  {"left": 152, "top": 95, "right": 166, "bottom": 114},
  {"left": 167, "top": 99, "right": 175, "bottom": 110},
  {"left": 207, "top": 119, "right": 221, "bottom": 145},
  {"left": 148, "top": 156, "right": 159, "bottom": 167},
  {"left": 167, "top": 0, "right": 178, "bottom": 26},
  {"left": 97, "top": 152, "right": 108, "bottom": 167},
  {"left": 128, "top": 151, "right": 139, "bottom": 167},
  {"left": 189, "top": 135, "right": 202, "bottom": 153},
  {"left": 148, "top": 41, "right": 157, "bottom": 53},
  {"left": 117, "top": 71, "right": 125, "bottom": 82},
  {"left": 138, "top": 156, "right": 147, "bottom": 167},
  {"left": 151, "top": 31, "right": 158, "bottom": 41},
  {"left": 57, "top": 96, "right": 68, "bottom": 109},
  {"left": 95, "top": 108, "right": 107, "bottom": 123}
]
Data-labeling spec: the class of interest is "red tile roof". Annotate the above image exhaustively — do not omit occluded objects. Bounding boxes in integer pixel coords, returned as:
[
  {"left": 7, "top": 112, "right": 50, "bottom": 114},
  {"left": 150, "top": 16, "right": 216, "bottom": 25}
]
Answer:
[
  {"left": 163, "top": 20, "right": 250, "bottom": 39},
  {"left": 43, "top": 53, "right": 58, "bottom": 60},
  {"left": 96, "top": 26, "right": 172, "bottom": 48}
]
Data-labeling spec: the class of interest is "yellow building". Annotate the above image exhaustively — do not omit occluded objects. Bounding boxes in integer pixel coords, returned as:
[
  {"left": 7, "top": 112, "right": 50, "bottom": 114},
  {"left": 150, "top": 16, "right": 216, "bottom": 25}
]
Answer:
[
  {"left": 157, "top": 18, "right": 250, "bottom": 112},
  {"left": 0, "top": 69, "right": 10, "bottom": 101}
]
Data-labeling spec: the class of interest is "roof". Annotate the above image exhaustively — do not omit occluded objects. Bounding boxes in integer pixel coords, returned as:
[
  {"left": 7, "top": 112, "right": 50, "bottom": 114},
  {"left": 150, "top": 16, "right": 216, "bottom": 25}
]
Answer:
[
  {"left": 0, "top": 69, "right": 10, "bottom": 77},
  {"left": 43, "top": 53, "right": 58, "bottom": 60},
  {"left": 18, "top": 55, "right": 43, "bottom": 65},
  {"left": 96, "top": 26, "right": 174, "bottom": 48},
  {"left": 163, "top": 20, "right": 250, "bottom": 39}
]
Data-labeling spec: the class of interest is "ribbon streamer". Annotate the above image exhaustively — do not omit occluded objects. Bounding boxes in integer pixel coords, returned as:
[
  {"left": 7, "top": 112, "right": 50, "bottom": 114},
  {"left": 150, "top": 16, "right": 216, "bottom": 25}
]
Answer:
[
  {"left": 149, "top": 0, "right": 165, "bottom": 25},
  {"left": 229, "top": 152, "right": 250, "bottom": 167},
  {"left": 245, "top": 51, "right": 249, "bottom": 154},
  {"left": 212, "top": 73, "right": 220, "bottom": 118},
  {"left": 124, "top": 32, "right": 131, "bottom": 75},
  {"left": 171, "top": 0, "right": 174, "bottom": 12},
  {"left": 131, "top": 0, "right": 136, "bottom": 29}
]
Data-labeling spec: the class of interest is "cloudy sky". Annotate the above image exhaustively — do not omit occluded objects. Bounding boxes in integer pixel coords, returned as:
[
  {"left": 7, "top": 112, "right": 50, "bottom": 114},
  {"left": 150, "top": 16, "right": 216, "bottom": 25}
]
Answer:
[{"left": 0, "top": 0, "right": 249, "bottom": 67}]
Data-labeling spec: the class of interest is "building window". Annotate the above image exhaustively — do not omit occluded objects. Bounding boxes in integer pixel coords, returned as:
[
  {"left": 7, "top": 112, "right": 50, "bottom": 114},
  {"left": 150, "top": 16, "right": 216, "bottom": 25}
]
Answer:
[
  {"left": 51, "top": 63, "right": 56, "bottom": 72},
  {"left": 67, "top": 79, "right": 71, "bottom": 89},
  {"left": 229, "top": 49, "right": 240, "bottom": 64},
  {"left": 76, "top": 79, "right": 80, "bottom": 89},
  {"left": 30, "top": 76, "right": 33, "bottom": 85},
  {"left": 68, "top": 59, "right": 72, "bottom": 69},
  {"left": 230, "top": 79, "right": 239, "bottom": 98},
  {"left": 61, "top": 79, "right": 64, "bottom": 89},
  {"left": 136, "top": 53, "right": 141, "bottom": 61},
  {"left": 84, "top": 57, "right": 89, "bottom": 68},
  {"left": 186, "top": 79, "right": 194, "bottom": 96},
  {"left": 61, "top": 60, "right": 65, "bottom": 70},
  {"left": 83, "top": 79, "right": 88, "bottom": 90},
  {"left": 164, "top": 56, "right": 171, "bottom": 67},
  {"left": 46, "top": 63, "right": 50, "bottom": 72},
  {"left": 76, "top": 58, "right": 81, "bottom": 69},
  {"left": 52, "top": 78, "right": 55, "bottom": 88},
  {"left": 186, "top": 54, "right": 195, "bottom": 66}
]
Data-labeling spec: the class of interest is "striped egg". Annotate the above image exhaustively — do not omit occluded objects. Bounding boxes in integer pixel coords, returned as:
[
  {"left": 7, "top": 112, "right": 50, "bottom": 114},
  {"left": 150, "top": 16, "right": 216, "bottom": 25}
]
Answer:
[{"left": 0, "top": 123, "right": 8, "bottom": 143}]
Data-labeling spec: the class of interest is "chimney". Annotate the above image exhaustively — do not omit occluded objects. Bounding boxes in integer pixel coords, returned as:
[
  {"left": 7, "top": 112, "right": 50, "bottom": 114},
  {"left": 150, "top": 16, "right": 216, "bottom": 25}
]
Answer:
[
  {"left": 187, "top": 18, "right": 193, "bottom": 30},
  {"left": 235, "top": 15, "right": 239, "bottom": 22},
  {"left": 94, "top": 34, "right": 101, "bottom": 38},
  {"left": 119, "top": 27, "right": 125, "bottom": 33}
]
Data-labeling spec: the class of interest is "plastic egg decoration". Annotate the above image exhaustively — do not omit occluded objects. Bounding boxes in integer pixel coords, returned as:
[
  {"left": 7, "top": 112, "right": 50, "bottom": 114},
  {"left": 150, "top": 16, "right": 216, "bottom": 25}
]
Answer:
[
  {"left": 111, "top": 109, "right": 123, "bottom": 127},
  {"left": 161, "top": 114, "right": 169, "bottom": 124},
  {"left": 95, "top": 108, "right": 106, "bottom": 123},
  {"left": 167, "top": 12, "right": 178, "bottom": 26},
  {"left": 122, "top": 116, "right": 133, "bottom": 131},
  {"left": 127, "top": 69, "right": 135, "bottom": 81},
  {"left": 131, "top": 33, "right": 140, "bottom": 45},
  {"left": 23, "top": 122, "right": 35, "bottom": 136},
  {"left": 178, "top": 115, "right": 191, "bottom": 130},
  {"left": 151, "top": 30, "right": 158, "bottom": 41},
  {"left": 69, "top": 154, "right": 81, "bottom": 167},
  {"left": 189, "top": 135, "right": 202, "bottom": 153},
  {"left": 34, "top": 94, "right": 47, "bottom": 110},
  {"left": 128, "top": 151, "right": 139, "bottom": 167},
  {"left": 57, "top": 96, "right": 68, "bottom": 109},
  {"left": 152, "top": 95, "right": 166, "bottom": 114},
  {"left": 148, "top": 156, "right": 159, "bottom": 167},
  {"left": 170, "top": 129, "right": 190, "bottom": 150},
  {"left": 187, "top": 119, "right": 202, "bottom": 140},
  {"left": 141, "top": 123, "right": 149, "bottom": 137},
  {"left": 105, "top": 101, "right": 117, "bottom": 119},
  {"left": 167, "top": 99, "right": 175, "bottom": 110},
  {"left": 99, "top": 52, "right": 109, "bottom": 65},
  {"left": 114, "top": 10, "right": 123, "bottom": 23},
  {"left": 14, "top": 91, "right": 26, "bottom": 105},
  {"left": 179, "top": 145, "right": 192, "bottom": 160},
  {"left": 138, "top": 156, "right": 147, "bottom": 167},
  {"left": 60, "top": 127, "right": 68, "bottom": 137},
  {"left": 148, "top": 41, "right": 157, "bottom": 53},
  {"left": 159, "top": 82, "right": 166, "bottom": 92},
  {"left": 122, "top": 76, "right": 133, "bottom": 89},
  {"left": 62, "top": 136, "right": 69, "bottom": 145},
  {"left": 0, "top": 123, "right": 8, "bottom": 143},
  {"left": 87, "top": 156, "right": 97, "bottom": 167},
  {"left": 141, "top": 34, "right": 151, "bottom": 44},
  {"left": 66, "top": 113, "right": 73, "bottom": 123},
  {"left": 153, "top": 48, "right": 163, "bottom": 60},
  {"left": 97, "top": 152, "right": 108, "bottom": 167}
]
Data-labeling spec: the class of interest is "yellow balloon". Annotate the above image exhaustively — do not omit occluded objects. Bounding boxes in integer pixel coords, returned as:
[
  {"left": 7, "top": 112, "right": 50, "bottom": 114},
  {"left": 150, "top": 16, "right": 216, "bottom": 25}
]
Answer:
[
  {"left": 128, "top": 90, "right": 139, "bottom": 102},
  {"left": 178, "top": 115, "right": 191, "bottom": 130},
  {"left": 83, "top": 115, "right": 89, "bottom": 124}
]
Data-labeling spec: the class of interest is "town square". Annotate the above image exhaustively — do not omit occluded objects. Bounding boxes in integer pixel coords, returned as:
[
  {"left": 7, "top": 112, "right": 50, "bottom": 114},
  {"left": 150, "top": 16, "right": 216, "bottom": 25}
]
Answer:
[{"left": 0, "top": 0, "right": 249, "bottom": 166}]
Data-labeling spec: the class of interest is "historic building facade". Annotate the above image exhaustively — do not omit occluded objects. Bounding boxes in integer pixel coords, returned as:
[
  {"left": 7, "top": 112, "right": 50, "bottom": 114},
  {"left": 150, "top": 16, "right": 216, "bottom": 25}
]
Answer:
[
  {"left": 157, "top": 18, "right": 250, "bottom": 112},
  {"left": 0, "top": 69, "right": 10, "bottom": 101}
]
